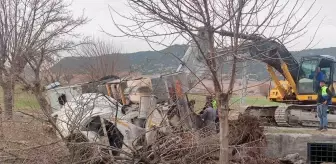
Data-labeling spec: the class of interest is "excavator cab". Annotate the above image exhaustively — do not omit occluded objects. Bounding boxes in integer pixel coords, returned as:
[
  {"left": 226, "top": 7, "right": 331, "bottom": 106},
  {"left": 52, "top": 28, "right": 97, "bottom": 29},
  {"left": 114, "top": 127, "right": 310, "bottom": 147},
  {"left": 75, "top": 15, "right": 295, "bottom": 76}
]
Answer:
[{"left": 297, "top": 55, "right": 336, "bottom": 95}]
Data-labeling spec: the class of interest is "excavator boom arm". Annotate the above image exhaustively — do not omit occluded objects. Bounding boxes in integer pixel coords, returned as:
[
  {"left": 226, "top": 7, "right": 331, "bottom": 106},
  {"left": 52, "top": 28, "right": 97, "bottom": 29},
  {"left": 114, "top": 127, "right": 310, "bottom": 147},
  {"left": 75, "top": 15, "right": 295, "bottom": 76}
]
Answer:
[
  {"left": 177, "top": 31, "right": 301, "bottom": 97},
  {"left": 267, "top": 65, "right": 285, "bottom": 99}
]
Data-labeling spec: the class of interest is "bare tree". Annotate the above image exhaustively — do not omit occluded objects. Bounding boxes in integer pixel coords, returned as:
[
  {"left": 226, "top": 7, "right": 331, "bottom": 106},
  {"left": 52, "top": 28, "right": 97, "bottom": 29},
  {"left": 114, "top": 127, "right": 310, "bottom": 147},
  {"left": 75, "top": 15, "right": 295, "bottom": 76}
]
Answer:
[
  {"left": 108, "top": 0, "right": 318, "bottom": 163},
  {"left": 0, "top": 0, "right": 86, "bottom": 119},
  {"left": 74, "top": 37, "right": 125, "bottom": 81},
  {"left": 62, "top": 74, "right": 73, "bottom": 84}
]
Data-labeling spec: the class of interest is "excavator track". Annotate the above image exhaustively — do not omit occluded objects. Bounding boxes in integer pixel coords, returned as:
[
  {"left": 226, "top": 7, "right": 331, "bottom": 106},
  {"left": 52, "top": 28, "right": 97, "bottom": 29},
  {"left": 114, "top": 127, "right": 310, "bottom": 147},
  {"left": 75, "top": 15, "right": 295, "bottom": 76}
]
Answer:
[
  {"left": 243, "top": 104, "right": 336, "bottom": 128},
  {"left": 274, "top": 105, "right": 290, "bottom": 127}
]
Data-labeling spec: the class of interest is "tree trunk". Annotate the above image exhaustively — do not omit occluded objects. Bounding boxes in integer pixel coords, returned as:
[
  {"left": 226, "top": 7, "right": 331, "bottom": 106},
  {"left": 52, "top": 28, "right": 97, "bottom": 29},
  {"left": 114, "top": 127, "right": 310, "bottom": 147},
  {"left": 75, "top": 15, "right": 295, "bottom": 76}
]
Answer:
[
  {"left": 35, "top": 90, "right": 52, "bottom": 116},
  {"left": 34, "top": 89, "right": 65, "bottom": 139},
  {"left": 205, "top": 28, "right": 229, "bottom": 163},
  {"left": 218, "top": 93, "right": 229, "bottom": 164},
  {"left": 3, "top": 79, "right": 14, "bottom": 120},
  {"left": 0, "top": 106, "right": 3, "bottom": 139}
]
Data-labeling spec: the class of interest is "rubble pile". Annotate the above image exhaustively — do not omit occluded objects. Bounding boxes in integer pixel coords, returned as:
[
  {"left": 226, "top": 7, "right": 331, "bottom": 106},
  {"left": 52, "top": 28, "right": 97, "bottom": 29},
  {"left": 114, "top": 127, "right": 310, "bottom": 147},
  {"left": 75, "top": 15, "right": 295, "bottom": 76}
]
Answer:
[{"left": 142, "top": 114, "right": 281, "bottom": 164}]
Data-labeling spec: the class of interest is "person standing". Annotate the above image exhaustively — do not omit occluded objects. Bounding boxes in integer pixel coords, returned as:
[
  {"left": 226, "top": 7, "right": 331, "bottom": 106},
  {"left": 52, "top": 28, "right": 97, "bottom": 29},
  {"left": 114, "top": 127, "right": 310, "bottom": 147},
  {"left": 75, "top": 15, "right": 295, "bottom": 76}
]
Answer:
[
  {"left": 316, "top": 80, "right": 332, "bottom": 131},
  {"left": 200, "top": 104, "right": 217, "bottom": 133}
]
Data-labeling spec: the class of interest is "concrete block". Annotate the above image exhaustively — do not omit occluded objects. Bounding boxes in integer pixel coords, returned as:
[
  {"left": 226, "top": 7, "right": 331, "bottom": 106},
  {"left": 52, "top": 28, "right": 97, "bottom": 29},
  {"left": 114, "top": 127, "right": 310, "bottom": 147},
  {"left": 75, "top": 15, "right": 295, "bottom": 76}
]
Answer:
[{"left": 265, "top": 132, "right": 336, "bottom": 160}]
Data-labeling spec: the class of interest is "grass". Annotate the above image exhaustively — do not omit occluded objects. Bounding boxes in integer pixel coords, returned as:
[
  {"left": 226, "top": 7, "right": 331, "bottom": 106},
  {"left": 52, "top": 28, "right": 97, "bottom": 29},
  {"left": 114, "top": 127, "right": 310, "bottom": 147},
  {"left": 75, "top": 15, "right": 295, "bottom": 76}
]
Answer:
[
  {"left": 188, "top": 94, "right": 279, "bottom": 112},
  {"left": 230, "top": 96, "right": 279, "bottom": 106},
  {"left": 0, "top": 86, "right": 39, "bottom": 110},
  {"left": 0, "top": 85, "right": 280, "bottom": 112}
]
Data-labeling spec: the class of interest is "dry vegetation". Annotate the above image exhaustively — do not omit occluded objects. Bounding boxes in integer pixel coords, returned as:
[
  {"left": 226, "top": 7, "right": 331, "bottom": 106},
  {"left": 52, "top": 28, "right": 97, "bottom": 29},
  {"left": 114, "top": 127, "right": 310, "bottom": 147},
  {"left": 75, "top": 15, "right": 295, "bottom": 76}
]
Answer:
[
  {"left": 0, "top": 111, "right": 68, "bottom": 164},
  {"left": 111, "top": 114, "right": 281, "bottom": 164},
  {"left": 0, "top": 86, "right": 281, "bottom": 163},
  {"left": 0, "top": 108, "right": 282, "bottom": 164}
]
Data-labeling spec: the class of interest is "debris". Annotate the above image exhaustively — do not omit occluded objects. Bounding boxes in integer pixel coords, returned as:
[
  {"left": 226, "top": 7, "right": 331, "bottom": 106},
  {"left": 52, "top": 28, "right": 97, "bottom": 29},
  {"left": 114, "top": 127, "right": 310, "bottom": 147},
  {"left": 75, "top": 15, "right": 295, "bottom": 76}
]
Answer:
[
  {"left": 144, "top": 114, "right": 280, "bottom": 164},
  {"left": 282, "top": 153, "right": 299, "bottom": 162},
  {"left": 294, "top": 160, "right": 306, "bottom": 164},
  {"left": 279, "top": 153, "right": 306, "bottom": 164}
]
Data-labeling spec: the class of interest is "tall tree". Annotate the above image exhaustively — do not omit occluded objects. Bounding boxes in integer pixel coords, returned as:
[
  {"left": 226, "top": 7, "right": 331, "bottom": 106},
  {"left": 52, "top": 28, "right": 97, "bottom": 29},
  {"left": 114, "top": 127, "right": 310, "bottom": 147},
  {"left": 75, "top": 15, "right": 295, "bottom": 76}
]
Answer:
[
  {"left": 0, "top": 0, "right": 86, "bottom": 119},
  {"left": 109, "top": 0, "right": 317, "bottom": 163},
  {"left": 74, "top": 37, "right": 126, "bottom": 81}
]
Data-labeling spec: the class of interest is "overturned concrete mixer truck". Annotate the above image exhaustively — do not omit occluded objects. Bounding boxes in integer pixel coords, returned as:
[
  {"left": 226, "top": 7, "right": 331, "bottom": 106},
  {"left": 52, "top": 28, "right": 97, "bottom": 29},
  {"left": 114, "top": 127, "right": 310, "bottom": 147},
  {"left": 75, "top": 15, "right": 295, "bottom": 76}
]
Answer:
[
  {"left": 44, "top": 29, "right": 219, "bottom": 157},
  {"left": 45, "top": 73, "right": 202, "bottom": 156}
]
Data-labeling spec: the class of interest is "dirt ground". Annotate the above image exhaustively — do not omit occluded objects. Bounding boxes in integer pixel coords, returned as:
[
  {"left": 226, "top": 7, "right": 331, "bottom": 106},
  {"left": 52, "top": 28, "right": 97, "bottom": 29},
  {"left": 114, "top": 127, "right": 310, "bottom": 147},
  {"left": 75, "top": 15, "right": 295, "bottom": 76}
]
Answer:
[{"left": 0, "top": 111, "right": 68, "bottom": 164}]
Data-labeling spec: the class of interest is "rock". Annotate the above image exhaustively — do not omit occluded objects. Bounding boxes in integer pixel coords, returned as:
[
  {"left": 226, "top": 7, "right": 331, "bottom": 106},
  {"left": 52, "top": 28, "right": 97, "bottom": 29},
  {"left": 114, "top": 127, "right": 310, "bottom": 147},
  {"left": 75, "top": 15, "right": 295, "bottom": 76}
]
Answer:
[
  {"left": 294, "top": 159, "right": 305, "bottom": 164},
  {"left": 279, "top": 153, "right": 306, "bottom": 164},
  {"left": 283, "top": 153, "right": 299, "bottom": 162}
]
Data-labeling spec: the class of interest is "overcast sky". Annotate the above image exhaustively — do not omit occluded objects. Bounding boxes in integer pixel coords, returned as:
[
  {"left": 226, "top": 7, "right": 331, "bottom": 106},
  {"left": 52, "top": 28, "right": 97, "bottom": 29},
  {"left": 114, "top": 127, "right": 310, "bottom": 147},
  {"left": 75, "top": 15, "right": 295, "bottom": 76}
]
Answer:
[{"left": 69, "top": 0, "right": 336, "bottom": 53}]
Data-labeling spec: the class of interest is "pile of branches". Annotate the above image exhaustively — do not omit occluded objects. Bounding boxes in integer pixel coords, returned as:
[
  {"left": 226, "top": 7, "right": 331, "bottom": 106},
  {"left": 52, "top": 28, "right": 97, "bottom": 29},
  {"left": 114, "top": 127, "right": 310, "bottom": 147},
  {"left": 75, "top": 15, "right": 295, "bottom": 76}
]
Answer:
[
  {"left": 136, "top": 114, "right": 281, "bottom": 164},
  {"left": 67, "top": 114, "right": 280, "bottom": 164},
  {"left": 229, "top": 114, "right": 280, "bottom": 164}
]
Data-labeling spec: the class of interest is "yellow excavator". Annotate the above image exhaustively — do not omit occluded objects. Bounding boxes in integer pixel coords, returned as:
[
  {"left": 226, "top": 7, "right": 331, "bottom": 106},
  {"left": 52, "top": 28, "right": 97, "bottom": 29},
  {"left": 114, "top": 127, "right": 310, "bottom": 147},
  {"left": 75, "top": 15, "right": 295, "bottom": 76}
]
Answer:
[
  {"left": 242, "top": 39, "right": 336, "bottom": 128},
  {"left": 175, "top": 29, "right": 336, "bottom": 128}
]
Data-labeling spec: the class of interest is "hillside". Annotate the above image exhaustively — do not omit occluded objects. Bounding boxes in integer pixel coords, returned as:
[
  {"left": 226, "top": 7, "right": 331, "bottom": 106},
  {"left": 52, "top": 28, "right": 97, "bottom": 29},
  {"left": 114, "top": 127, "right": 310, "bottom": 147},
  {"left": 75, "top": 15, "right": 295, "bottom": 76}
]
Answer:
[
  {"left": 51, "top": 45, "right": 336, "bottom": 80},
  {"left": 51, "top": 44, "right": 187, "bottom": 75},
  {"left": 126, "top": 44, "right": 187, "bottom": 74}
]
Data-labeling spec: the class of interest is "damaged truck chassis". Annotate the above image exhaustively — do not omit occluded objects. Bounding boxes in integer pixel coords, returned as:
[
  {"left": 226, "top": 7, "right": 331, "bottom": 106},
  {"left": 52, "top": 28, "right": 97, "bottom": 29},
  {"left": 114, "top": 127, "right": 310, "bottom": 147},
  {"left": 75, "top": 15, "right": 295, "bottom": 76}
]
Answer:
[{"left": 46, "top": 73, "right": 201, "bottom": 159}]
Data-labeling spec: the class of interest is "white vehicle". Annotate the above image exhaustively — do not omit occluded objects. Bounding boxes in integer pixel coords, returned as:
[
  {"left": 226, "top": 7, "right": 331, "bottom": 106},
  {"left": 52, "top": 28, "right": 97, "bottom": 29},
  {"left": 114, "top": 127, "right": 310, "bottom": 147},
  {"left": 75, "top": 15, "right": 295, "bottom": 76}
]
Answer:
[
  {"left": 51, "top": 93, "right": 149, "bottom": 155},
  {"left": 45, "top": 30, "right": 207, "bottom": 157},
  {"left": 46, "top": 77, "right": 180, "bottom": 157}
]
